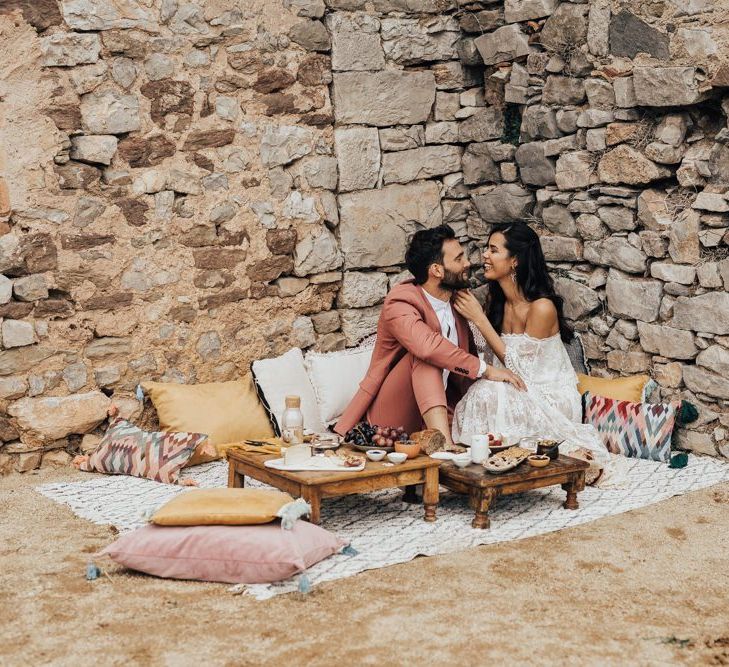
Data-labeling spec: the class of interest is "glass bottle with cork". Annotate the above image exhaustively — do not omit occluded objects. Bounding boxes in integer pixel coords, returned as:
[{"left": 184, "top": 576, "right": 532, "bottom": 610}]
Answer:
[{"left": 281, "top": 395, "right": 304, "bottom": 444}]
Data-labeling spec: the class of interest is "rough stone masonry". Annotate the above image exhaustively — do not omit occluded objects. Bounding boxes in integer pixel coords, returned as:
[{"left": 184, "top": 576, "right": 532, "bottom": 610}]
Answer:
[{"left": 0, "top": 0, "right": 728, "bottom": 474}]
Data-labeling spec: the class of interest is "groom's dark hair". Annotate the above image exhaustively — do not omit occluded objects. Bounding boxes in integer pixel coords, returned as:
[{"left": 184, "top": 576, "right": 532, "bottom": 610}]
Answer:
[{"left": 405, "top": 225, "right": 456, "bottom": 285}]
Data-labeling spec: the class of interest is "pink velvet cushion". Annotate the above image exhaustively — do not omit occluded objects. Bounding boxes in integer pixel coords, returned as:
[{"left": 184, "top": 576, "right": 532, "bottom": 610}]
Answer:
[{"left": 100, "top": 522, "right": 347, "bottom": 584}]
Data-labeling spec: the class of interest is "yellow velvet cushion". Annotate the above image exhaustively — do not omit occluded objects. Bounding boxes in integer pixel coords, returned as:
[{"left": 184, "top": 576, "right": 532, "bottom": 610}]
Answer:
[
  {"left": 576, "top": 374, "right": 650, "bottom": 403},
  {"left": 142, "top": 377, "right": 275, "bottom": 465},
  {"left": 150, "top": 488, "right": 294, "bottom": 526}
]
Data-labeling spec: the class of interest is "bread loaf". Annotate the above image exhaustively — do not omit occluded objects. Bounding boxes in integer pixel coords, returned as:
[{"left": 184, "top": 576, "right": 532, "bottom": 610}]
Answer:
[{"left": 410, "top": 429, "right": 446, "bottom": 455}]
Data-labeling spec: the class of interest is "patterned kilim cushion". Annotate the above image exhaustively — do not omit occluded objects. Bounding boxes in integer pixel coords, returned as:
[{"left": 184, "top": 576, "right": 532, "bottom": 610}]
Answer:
[
  {"left": 583, "top": 391, "right": 677, "bottom": 463},
  {"left": 79, "top": 417, "right": 205, "bottom": 484}
]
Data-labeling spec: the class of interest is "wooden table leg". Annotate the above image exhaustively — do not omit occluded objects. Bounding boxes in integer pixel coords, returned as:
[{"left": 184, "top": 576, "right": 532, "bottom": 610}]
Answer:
[
  {"left": 300, "top": 487, "right": 321, "bottom": 525},
  {"left": 227, "top": 463, "right": 245, "bottom": 488},
  {"left": 471, "top": 488, "right": 495, "bottom": 529},
  {"left": 562, "top": 471, "right": 585, "bottom": 510},
  {"left": 402, "top": 485, "right": 420, "bottom": 504},
  {"left": 422, "top": 467, "right": 439, "bottom": 522}
]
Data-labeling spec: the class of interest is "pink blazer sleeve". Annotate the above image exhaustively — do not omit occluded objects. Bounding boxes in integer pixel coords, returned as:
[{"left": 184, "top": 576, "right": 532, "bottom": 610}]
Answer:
[{"left": 383, "top": 297, "right": 481, "bottom": 379}]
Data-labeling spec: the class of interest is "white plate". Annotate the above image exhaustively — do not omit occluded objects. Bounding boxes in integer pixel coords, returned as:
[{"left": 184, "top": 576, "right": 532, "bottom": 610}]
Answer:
[
  {"left": 264, "top": 457, "right": 365, "bottom": 472},
  {"left": 429, "top": 449, "right": 471, "bottom": 461}
]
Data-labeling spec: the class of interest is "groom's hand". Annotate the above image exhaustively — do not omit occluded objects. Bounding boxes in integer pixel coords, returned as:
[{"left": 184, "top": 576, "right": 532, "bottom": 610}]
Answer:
[{"left": 485, "top": 366, "right": 527, "bottom": 391}]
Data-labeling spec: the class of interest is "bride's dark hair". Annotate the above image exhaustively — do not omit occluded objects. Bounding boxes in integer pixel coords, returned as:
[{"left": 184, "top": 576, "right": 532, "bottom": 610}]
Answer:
[{"left": 486, "top": 222, "right": 574, "bottom": 343}]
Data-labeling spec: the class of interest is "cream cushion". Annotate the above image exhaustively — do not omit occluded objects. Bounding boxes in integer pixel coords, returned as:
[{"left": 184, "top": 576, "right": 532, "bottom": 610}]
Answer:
[
  {"left": 251, "top": 347, "right": 325, "bottom": 434},
  {"left": 305, "top": 347, "right": 373, "bottom": 425}
]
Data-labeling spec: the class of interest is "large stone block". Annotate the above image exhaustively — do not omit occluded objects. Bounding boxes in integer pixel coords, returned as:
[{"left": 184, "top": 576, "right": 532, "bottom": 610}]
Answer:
[
  {"left": 539, "top": 2, "right": 588, "bottom": 50},
  {"left": 543, "top": 76, "right": 586, "bottom": 105},
  {"left": 683, "top": 366, "right": 729, "bottom": 400},
  {"left": 381, "top": 17, "right": 460, "bottom": 65},
  {"left": 697, "top": 345, "right": 729, "bottom": 378},
  {"left": 339, "top": 181, "right": 442, "bottom": 269},
  {"left": 542, "top": 205, "right": 577, "bottom": 236},
  {"left": 609, "top": 10, "right": 669, "bottom": 60},
  {"left": 555, "top": 152, "right": 594, "bottom": 190},
  {"left": 474, "top": 24, "right": 530, "bottom": 65},
  {"left": 2, "top": 321, "right": 37, "bottom": 348},
  {"left": 540, "top": 236, "right": 583, "bottom": 262},
  {"left": 597, "top": 206, "right": 635, "bottom": 232},
  {"left": 606, "top": 271, "right": 662, "bottom": 322},
  {"left": 649, "top": 264, "right": 695, "bottom": 289},
  {"left": 334, "top": 127, "right": 380, "bottom": 192},
  {"left": 70, "top": 135, "right": 118, "bottom": 166},
  {"left": 521, "top": 105, "right": 560, "bottom": 141},
  {"left": 672, "top": 292, "right": 729, "bottom": 334},
  {"left": 472, "top": 184, "right": 534, "bottom": 223},
  {"left": 515, "top": 142, "right": 555, "bottom": 186},
  {"left": 379, "top": 126, "right": 424, "bottom": 152},
  {"left": 8, "top": 390, "right": 110, "bottom": 446},
  {"left": 668, "top": 209, "right": 700, "bottom": 265},
  {"left": 80, "top": 90, "right": 141, "bottom": 135},
  {"left": 505, "top": 0, "right": 557, "bottom": 23},
  {"left": 332, "top": 71, "right": 436, "bottom": 127},
  {"left": 607, "top": 350, "right": 651, "bottom": 373},
  {"left": 597, "top": 146, "right": 671, "bottom": 185},
  {"left": 633, "top": 67, "right": 710, "bottom": 107},
  {"left": 382, "top": 145, "right": 463, "bottom": 185},
  {"left": 260, "top": 125, "right": 313, "bottom": 167},
  {"left": 61, "top": 0, "right": 155, "bottom": 30},
  {"left": 554, "top": 277, "right": 600, "bottom": 320},
  {"left": 293, "top": 226, "right": 343, "bottom": 277},
  {"left": 584, "top": 237, "right": 647, "bottom": 274},
  {"left": 337, "top": 271, "right": 388, "bottom": 308},
  {"left": 289, "top": 20, "right": 331, "bottom": 52},
  {"left": 462, "top": 144, "right": 500, "bottom": 186},
  {"left": 41, "top": 32, "right": 101, "bottom": 66},
  {"left": 458, "top": 108, "right": 505, "bottom": 143},
  {"left": 340, "top": 306, "right": 381, "bottom": 346},
  {"left": 587, "top": 0, "right": 610, "bottom": 57},
  {"left": 328, "top": 12, "right": 385, "bottom": 71},
  {"left": 637, "top": 322, "right": 697, "bottom": 359}
]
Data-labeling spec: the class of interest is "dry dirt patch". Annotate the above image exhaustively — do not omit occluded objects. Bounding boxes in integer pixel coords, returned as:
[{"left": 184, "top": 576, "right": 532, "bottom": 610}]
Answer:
[{"left": 2, "top": 467, "right": 729, "bottom": 666}]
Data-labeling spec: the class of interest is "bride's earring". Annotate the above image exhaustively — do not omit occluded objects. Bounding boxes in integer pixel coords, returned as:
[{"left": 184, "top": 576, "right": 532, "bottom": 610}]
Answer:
[{"left": 510, "top": 268, "right": 517, "bottom": 284}]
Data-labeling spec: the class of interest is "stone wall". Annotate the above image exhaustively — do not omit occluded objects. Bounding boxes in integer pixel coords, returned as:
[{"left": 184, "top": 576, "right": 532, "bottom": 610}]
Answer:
[{"left": 0, "top": 0, "right": 728, "bottom": 473}]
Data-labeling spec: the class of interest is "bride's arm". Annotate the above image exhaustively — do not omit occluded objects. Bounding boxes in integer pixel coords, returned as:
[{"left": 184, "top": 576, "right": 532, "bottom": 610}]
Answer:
[{"left": 453, "top": 290, "right": 506, "bottom": 363}]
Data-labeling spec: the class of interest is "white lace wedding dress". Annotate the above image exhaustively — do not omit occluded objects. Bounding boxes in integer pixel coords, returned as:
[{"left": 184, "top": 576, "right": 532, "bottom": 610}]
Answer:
[{"left": 453, "top": 333, "right": 627, "bottom": 487}]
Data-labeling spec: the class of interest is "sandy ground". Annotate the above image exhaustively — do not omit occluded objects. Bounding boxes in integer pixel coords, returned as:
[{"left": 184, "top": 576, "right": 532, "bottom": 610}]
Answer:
[{"left": 1, "top": 467, "right": 729, "bottom": 667}]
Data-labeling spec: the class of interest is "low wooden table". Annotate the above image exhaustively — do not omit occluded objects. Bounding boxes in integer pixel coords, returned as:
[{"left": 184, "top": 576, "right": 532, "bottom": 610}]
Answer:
[
  {"left": 226, "top": 447, "right": 442, "bottom": 525},
  {"left": 438, "top": 454, "right": 590, "bottom": 529}
]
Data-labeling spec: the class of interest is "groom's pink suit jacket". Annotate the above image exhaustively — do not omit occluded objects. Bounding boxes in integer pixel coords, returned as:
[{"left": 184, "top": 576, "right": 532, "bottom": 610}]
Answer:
[{"left": 334, "top": 281, "right": 482, "bottom": 436}]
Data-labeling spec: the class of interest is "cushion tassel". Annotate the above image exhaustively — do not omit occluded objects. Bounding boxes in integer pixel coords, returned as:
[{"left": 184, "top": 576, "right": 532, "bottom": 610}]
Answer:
[
  {"left": 298, "top": 573, "right": 311, "bottom": 594},
  {"left": 86, "top": 562, "right": 101, "bottom": 581},
  {"left": 669, "top": 452, "right": 689, "bottom": 469},
  {"left": 276, "top": 498, "right": 311, "bottom": 530}
]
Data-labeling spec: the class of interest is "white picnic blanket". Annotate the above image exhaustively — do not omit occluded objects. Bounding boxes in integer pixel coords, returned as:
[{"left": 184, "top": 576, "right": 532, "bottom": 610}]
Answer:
[{"left": 37, "top": 454, "right": 729, "bottom": 600}]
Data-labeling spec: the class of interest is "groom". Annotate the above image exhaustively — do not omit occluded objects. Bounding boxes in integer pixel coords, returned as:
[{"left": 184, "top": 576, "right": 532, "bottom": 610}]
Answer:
[{"left": 335, "top": 225, "right": 523, "bottom": 445}]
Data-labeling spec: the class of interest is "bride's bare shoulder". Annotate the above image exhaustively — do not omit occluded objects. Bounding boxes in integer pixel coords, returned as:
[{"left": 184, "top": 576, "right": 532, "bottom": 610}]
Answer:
[
  {"left": 527, "top": 298, "right": 557, "bottom": 318},
  {"left": 525, "top": 298, "right": 558, "bottom": 336}
]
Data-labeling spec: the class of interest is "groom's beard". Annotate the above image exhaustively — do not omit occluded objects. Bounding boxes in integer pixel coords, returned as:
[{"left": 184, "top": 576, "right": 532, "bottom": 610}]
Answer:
[{"left": 440, "top": 267, "right": 470, "bottom": 291}]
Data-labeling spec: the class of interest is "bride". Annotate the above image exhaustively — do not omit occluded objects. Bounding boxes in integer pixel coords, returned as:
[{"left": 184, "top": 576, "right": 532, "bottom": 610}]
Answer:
[{"left": 452, "top": 222, "right": 624, "bottom": 486}]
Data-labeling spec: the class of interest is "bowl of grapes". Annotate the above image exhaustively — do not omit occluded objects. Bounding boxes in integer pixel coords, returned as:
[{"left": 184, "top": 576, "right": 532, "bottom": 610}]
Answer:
[{"left": 344, "top": 421, "right": 410, "bottom": 453}]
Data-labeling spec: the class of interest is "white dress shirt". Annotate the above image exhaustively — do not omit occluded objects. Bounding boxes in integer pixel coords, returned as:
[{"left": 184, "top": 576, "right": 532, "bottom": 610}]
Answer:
[{"left": 422, "top": 289, "right": 488, "bottom": 388}]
